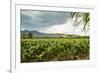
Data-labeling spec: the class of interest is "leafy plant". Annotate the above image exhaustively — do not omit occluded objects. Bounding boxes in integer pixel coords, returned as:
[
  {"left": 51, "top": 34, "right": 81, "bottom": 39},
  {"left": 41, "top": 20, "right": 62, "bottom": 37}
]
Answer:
[{"left": 21, "top": 38, "right": 89, "bottom": 63}]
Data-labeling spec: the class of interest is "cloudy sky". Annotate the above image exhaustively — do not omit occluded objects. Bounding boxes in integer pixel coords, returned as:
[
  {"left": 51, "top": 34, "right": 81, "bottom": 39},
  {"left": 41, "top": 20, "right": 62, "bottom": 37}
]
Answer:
[{"left": 21, "top": 10, "right": 89, "bottom": 35}]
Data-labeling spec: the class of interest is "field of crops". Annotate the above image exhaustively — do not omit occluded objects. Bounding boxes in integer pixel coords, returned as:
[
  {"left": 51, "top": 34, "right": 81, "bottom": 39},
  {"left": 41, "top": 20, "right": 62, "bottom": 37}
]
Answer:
[{"left": 21, "top": 38, "right": 89, "bottom": 63}]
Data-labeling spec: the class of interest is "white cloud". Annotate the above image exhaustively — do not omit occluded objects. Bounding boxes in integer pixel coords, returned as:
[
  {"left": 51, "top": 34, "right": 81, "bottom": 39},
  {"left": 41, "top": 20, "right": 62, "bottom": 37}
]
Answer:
[
  {"left": 40, "top": 19, "right": 89, "bottom": 36},
  {"left": 41, "top": 20, "right": 71, "bottom": 33}
]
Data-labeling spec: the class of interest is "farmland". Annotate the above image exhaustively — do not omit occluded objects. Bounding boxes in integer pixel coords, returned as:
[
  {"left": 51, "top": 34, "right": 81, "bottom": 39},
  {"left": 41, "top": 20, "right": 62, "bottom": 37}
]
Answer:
[{"left": 21, "top": 38, "right": 89, "bottom": 63}]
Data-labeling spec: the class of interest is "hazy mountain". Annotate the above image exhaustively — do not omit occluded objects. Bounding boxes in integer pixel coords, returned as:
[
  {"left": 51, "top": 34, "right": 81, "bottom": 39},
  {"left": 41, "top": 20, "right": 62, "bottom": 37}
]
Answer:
[
  {"left": 21, "top": 30, "right": 82, "bottom": 38},
  {"left": 21, "top": 30, "right": 46, "bottom": 35}
]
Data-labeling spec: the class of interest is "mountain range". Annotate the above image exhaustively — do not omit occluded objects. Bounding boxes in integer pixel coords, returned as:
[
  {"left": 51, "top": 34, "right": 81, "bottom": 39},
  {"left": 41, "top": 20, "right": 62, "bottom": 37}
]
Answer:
[{"left": 21, "top": 30, "right": 82, "bottom": 38}]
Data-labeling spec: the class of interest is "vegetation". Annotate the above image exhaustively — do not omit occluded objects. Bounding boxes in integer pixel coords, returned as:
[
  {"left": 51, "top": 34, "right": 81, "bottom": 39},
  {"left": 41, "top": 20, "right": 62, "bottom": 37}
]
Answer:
[
  {"left": 71, "top": 12, "right": 90, "bottom": 33},
  {"left": 28, "top": 32, "right": 33, "bottom": 39},
  {"left": 21, "top": 38, "right": 89, "bottom": 63}
]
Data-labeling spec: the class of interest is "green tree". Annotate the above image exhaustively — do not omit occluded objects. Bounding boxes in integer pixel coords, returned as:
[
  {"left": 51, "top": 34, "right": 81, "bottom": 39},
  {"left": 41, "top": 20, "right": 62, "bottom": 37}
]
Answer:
[{"left": 28, "top": 32, "right": 33, "bottom": 39}]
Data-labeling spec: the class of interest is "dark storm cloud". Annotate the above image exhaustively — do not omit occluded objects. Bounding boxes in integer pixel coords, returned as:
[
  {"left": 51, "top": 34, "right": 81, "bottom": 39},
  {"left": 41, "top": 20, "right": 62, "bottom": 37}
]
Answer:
[{"left": 21, "top": 10, "right": 71, "bottom": 31}]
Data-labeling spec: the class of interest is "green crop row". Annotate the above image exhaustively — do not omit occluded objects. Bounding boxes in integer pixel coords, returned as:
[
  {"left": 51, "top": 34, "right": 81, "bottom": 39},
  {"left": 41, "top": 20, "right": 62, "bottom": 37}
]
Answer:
[{"left": 21, "top": 38, "right": 89, "bottom": 63}]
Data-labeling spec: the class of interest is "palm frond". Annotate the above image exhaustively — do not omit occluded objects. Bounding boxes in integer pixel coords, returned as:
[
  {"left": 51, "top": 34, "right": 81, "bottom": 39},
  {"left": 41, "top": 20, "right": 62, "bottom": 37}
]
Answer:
[{"left": 71, "top": 12, "right": 90, "bottom": 33}]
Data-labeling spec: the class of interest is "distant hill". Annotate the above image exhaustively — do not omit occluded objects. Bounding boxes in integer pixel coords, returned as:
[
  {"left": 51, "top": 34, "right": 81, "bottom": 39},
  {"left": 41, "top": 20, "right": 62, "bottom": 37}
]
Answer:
[
  {"left": 21, "top": 30, "right": 85, "bottom": 38},
  {"left": 21, "top": 30, "right": 46, "bottom": 35}
]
